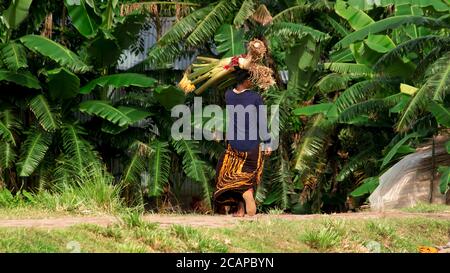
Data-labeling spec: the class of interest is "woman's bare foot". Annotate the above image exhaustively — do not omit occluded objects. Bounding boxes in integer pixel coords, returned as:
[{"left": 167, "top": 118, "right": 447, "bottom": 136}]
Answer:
[
  {"left": 232, "top": 202, "right": 245, "bottom": 217},
  {"left": 242, "top": 188, "right": 256, "bottom": 216}
]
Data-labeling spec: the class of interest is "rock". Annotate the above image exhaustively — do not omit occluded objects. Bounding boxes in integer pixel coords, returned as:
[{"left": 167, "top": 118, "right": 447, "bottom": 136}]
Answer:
[{"left": 369, "top": 137, "right": 450, "bottom": 211}]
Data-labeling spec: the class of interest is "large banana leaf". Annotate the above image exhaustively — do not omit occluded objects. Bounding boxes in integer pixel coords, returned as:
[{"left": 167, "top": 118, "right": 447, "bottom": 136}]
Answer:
[
  {"left": 0, "top": 0, "right": 33, "bottom": 29},
  {"left": 324, "top": 63, "right": 373, "bottom": 76},
  {"left": 233, "top": 0, "right": 256, "bottom": 26},
  {"left": 293, "top": 103, "right": 334, "bottom": 116},
  {"left": 336, "top": 147, "right": 375, "bottom": 182},
  {"left": 335, "top": 0, "right": 374, "bottom": 30},
  {"left": 146, "top": 5, "right": 214, "bottom": 65},
  {"left": 0, "top": 70, "right": 40, "bottom": 89},
  {"left": 268, "top": 22, "right": 330, "bottom": 43},
  {"left": 121, "top": 147, "right": 145, "bottom": 187},
  {"left": 214, "top": 24, "right": 246, "bottom": 58},
  {"left": 64, "top": 0, "right": 100, "bottom": 38},
  {"left": 293, "top": 115, "right": 330, "bottom": 171},
  {"left": 101, "top": 106, "right": 152, "bottom": 134},
  {"left": 347, "top": 0, "right": 449, "bottom": 12},
  {"left": 428, "top": 101, "right": 450, "bottom": 127},
  {"left": 0, "top": 142, "right": 16, "bottom": 170},
  {"left": 334, "top": 79, "right": 385, "bottom": 112},
  {"left": 29, "top": 95, "right": 61, "bottom": 132},
  {"left": 148, "top": 140, "right": 171, "bottom": 197},
  {"left": 186, "top": 1, "right": 239, "bottom": 47},
  {"left": 17, "top": 130, "right": 52, "bottom": 177},
  {"left": 335, "top": 0, "right": 397, "bottom": 66},
  {"left": 0, "top": 110, "right": 20, "bottom": 146},
  {"left": 373, "top": 35, "right": 449, "bottom": 72},
  {"left": 0, "top": 42, "right": 28, "bottom": 71},
  {"left": 286, "top": 35, "right": 321, "bottom": 98},
  {"left": 79, "top": 73, "right": 156, "bottom": 94},
  {"left": 85, "top": 36, "right": 122, "bottom": 68},
  {"left": 438, "top": 166, "right": 450, "bottom": 194},
  {"left": 61, "top": 124, "right": 89, "bottom": 171},
  {"left": 100, "top": 0, "right": 118, "bottom": 31},
  {"left": 397, "top": 52, "right": 450, "bottom": 131},
  {"left": 47, "top": 67, "right": 80, "bottom": 100},
  {"left": 117, "top": 106, "right": 152, "bottom": 123},
  {"left": 381, "top": 132, "right": 419, "bottom": 168},
  {"left": 335, "top": 15, "right": 447, "bottom": 49},
  {"left": 325, "top": 15, "right": 351, "bottom": 37},
  {"left": 350, "top": 177, "right": 379, "bottom": 197},
  {"left": 395, "top": 3, "right": 429, "bottom": 39},
  {"left": 154, "top": 85, "right": 186, "bottom": 110},
  {"left": 171, "top": 139, "right": 214, "bottom": 208},
  {"left": 156, "top": 5, "right": 214, "bottom": 47},
  {"left": 316, "top": 73, "right": 352, "bottom": 93},
  {"left": 79, "top": 100, "right": 132, "bottom": 127},
  {"left": 431, "top": 52, "right": 450, "bottom": 102},
  {"left": 0, "top": 121, "right": 15, "bottom": 145},
  {"left": 112, "top": 13, "right": 146, "bottom": 50},
  {"left": 20, "top": 35, "right": 91, "bottom": 73}
]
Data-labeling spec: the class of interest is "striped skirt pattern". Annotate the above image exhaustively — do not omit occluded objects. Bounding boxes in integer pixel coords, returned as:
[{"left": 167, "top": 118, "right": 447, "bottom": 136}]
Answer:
[{"left": 213, "top": 144, "right": 264, "bottom": 206}]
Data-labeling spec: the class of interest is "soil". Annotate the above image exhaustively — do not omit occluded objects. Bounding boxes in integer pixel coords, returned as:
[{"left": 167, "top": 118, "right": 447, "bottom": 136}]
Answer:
[{"left": 0, "top": 211, "right": 449, "bottom": 229}]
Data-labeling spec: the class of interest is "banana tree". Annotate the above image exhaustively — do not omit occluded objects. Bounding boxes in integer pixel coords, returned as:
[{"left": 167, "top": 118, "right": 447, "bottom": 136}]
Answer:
[
  {"left": 0, "top": 1, "right": 159, "bottom": 195},
  {"left": 291, "top": 0, "right": 449, "bottom": 210}
]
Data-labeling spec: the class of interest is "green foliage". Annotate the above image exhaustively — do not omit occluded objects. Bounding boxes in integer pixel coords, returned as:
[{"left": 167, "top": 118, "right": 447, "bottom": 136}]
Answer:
[
  {"left": 335, "top": 15, "right": 448, "bottom": 49},
  {"left": 17, "top": 129, "right": 52, "bottom": 177},
  {"left": 20, "top": 35, "right": 91, "bottom": 73},
  {"left": 300, "top": 226, "right": 341, "bottom": 250},
  {"left": 61, "top": 124, "right": 95, "bottom": 171},
  {"left": 293, "top": 115, "right": 330, "bottom": 172},
  {"left": 79, "top": 100, "right": 131, "bottom": 126},
  {"left": 0, "top": 42, "right": 28, "bottom": 71},
  {"left": 381, "top": 132, "right": 419, "bottom": 169},
  {"left": 0, "top": 70, "right": 40, "bottom": 89},
  {"left": 29, "top": 95, "right": 61, "bottom": 132},
  {"left": 397, "top": 52, "right": 450, "bottom": 131},
  {"left": 1, "top": 0, "right": 450, "bottom": 214},
  {"left": 438, "top": 166, "right": 450, "bottom": 194},
  {"left": 121, "top": 145, "right": 146, "bottom": 187},
  {"left": 350, "top": 177, "right": 379, "bottom": 197},
  {"left": 79, "top": 73, "right": 156, "bottom": 94},
  {"left": 185, "top": 1, "right": 239, "bottom": 47},
  {"left": 233, "top": 0, "right": 255, "bottom": 26},
  {"left": 0, "top": 142, "right": 16, "bottom": 170},
  {"left": 47, "top": 67, "right": 80, "bottom": 100},
  {"left": 427, "top": 101, "right": 450, "bottom": 127},
  {"left": 268, "top": 22, "right": 330, "bottom": 42},
  {"left": 64, "top": 0, "right": 100, "bottom": 38},
  {"left": 294, "top": 103, "right": 334, "bottom": 116},
  {"left": 148, "top": 140, "right": 171, "bottom": 197},
  {"left": 171, "top": 139, "right": 214, "bottom": 208},
  {"left": 154, "top": 85, "right": 186, "bottom": 110},
  {"left": 214, "top": 24, "right": 246, "bottom": 57},
  {"left": 0, "top": 0, "right": 33, "bottom": 30}
]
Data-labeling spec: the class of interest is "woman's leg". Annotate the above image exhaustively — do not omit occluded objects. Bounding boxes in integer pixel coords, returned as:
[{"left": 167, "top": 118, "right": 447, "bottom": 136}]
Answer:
[
  {"left": 242, "top": 188, "right": 256, "bottom": 216},
  {"left": 233, "top": 201, "right": 245, "bottom": 217}
]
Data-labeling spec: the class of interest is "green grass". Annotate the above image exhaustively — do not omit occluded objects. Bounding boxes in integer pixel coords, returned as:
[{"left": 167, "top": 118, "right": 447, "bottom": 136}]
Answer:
[
  {"left": 0, "top": 167, "right": 125, "bottom": 217},
  {"left": 0, "top": 216, "right": 448, "bottom": 253},
  {"left": 402, "top": 203, "right": 450, "bottom": 213},
  {"left": 201, "top": 217, "right": 450, "bottom": 253}
]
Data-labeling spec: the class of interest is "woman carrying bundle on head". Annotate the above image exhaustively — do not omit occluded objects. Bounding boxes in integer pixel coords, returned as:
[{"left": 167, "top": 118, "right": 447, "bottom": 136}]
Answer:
[{"left": 213, "top": 68, "right": 272, "bottom": 217}]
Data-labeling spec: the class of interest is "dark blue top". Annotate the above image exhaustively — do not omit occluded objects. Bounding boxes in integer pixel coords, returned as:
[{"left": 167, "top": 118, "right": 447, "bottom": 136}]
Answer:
[{"left": 225, "top": 89, "right": 271, "bottom": 152}]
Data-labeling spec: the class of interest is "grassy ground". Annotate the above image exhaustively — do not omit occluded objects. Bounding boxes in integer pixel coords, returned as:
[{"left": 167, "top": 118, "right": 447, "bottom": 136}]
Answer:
[
  {"left": 1, "top": 179, "right": 449, "bottom": 253},
  {"left": 0, "top": 215, "right": 448, "bottom": 253},
  {"left": 402, "top": 203, "right": 450, "bottom": 213}
]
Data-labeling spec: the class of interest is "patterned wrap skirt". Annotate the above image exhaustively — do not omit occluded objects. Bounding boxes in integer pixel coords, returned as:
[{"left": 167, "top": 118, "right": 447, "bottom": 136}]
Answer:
[{"left": 213, "top": 144, "right": 264, "bottom": 207}]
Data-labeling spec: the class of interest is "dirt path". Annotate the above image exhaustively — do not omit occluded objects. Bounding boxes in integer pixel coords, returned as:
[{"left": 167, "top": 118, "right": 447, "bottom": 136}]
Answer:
[{"left": 0, "top": 211, "right": 449, "bottom": 229}]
